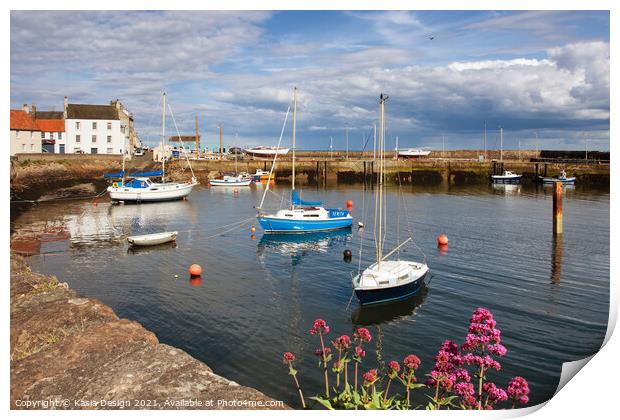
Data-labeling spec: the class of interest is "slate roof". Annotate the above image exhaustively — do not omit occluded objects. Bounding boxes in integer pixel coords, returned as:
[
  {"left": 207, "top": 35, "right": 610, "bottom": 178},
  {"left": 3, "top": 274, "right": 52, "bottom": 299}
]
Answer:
[
  {"left": 35, "top": 111, "right": 63, "bottom": 120},
  {"left": 66, "top": 104, "right": 119, "bottom": 120}
]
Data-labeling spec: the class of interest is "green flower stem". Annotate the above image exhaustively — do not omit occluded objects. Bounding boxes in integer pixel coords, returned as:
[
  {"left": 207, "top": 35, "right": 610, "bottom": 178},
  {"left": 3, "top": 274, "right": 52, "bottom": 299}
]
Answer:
[
  {"left": 319, "top": 331, "right": 330, "bottom": 398},
  {"left": 383, "top": 377, "right": 393, "bottom": 405},
  {"left": 289, "top": 362, "right": 306, "bottom": 409}
]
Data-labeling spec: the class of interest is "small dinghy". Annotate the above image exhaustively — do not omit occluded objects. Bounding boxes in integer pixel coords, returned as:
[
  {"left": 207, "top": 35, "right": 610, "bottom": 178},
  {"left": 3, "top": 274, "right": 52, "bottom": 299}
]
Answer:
[
  {"left": 127, "top": 231, "right": 178, "bottom": 247},
  {"left": 539, "top": 170, "right": 576, "bottom": 185}
]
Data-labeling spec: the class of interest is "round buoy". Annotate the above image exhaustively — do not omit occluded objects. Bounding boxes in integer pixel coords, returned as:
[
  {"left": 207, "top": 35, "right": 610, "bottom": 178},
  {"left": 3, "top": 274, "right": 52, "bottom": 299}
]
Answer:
[
  {"left": 251, "top": 234, "right": 256, "bottom": 240},
  {"left": 174, "top": 274, "right": 179, "bottom": 278},
  {"left": 438, "top": 244, "right": 449, "bottom": 255},
  {"left": 346, "top": 199, "right": 353, "bottom": 209},
  {"left": 343, "top": 249, "right": 353, "bottom": 262},
  {"left": 357, "top": 222, "right": 364, "bottom": 229},
  {"left": 251, "top": 225, "right": 256, "bottom": 233},
  {"left": 437, "top": 233, "right": 449, "bottom": 246},
  {"left": 189, "top": 264, "right": 203, "bottom": 277}
]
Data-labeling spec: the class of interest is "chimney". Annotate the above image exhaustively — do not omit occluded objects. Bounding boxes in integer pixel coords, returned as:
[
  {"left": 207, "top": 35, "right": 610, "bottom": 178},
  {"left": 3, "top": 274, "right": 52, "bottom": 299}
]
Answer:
[
  {"left": 63, "top": 96, "right": 68, "bottom": 119},
  {"left": 31, "top": 103, "right": 36, "bottom": 116},
  {"left": 22, "top": 104, "right": 29, "bottom": 114}
]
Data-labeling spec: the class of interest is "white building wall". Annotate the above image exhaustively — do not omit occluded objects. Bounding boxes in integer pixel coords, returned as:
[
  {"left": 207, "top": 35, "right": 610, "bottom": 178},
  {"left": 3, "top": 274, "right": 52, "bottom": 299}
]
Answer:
[
  {"left": 10, "top": 130, "right": 42, "bottom": 156},
  {"left": 65, "top": 119, "right": 124, "bottom": 154},
  {"left": 41, "top": 131, "right": 66, "bottom": 153}
]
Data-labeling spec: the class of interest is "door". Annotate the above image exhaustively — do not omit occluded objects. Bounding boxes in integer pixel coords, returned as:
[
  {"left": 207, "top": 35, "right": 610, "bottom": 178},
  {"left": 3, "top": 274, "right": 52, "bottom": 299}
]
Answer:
[
  {"left": 91, "top": 147, "right": 98, "bottom": 154},
  {"left": 59, "top": 144, "right": 65, "bottom": 154}
]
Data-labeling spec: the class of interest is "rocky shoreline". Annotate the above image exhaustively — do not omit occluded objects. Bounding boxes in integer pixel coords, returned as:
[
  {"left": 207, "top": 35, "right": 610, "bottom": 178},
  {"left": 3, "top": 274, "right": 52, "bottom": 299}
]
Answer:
[{"left": 10, "top": 254, "right": 287, "bottom": 410}]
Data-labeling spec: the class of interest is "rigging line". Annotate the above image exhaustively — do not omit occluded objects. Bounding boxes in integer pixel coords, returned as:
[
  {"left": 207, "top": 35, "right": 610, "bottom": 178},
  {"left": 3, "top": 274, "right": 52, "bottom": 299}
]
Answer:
[
  {"left": 167, "top": 103, "right": 197, "bottom": 181},
  {"left": 258, "top": 103, "right": 292, "bottom": 210}
]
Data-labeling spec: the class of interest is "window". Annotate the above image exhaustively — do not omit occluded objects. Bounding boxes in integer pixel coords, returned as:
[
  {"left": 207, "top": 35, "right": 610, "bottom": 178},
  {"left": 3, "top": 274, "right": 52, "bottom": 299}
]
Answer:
[
  {"left": 58, "top": 132, "right": 62, "bottom": 139},
  {"left": 91, "top": 147, "right": 98, "bottom": 154},
  {"left": 107, "top": 122, "right": 112, "bottom": 130},
  {"left": 31, "top": 144, "right": 35, "bottom": 151},
  {"left": 92, "top": 135, "right": 97, "bottom": 142},
  {"left": 107, "top": 135, "right": 112, "bottom": 143},
  {"left": 107, "top": 148, "right": 113, "bottom": 154},
  {"left": 92, "top": 122, "right": 97, "bottom": 129},
  {"left": 120, "top": 126, "right": 126, "bottom": 133},
  {"left": 75, "top": 121, "right": 80, "bottom": 130},
  {"left": 76, "top": 135, "right": 81, "bottom": 143},
  {"left": 22, "top": 144, "right": 26, "bottom": 151}
]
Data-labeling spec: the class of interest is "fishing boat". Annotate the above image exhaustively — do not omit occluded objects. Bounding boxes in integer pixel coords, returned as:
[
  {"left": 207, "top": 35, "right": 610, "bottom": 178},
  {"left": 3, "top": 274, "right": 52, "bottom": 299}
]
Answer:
[
  {"left": 352, "top": 94, "right": 429, "bottom": 306},
  {"left": 244, "top": 146, "right": 290, "bottom": 158},
  {"left": 127, "top": 231, "right": 177, "bottom": 246},
  {"left": 539, "top": 170, "right": 576, "bottom": 185},
  {"left": 252, "top": 169, "right": 271, "bottom": 182},
  {"left": 106, "top": 93, "right": 198, "bottom": 202},
  {"left": 397, "top": 148, "right": 431, "bottom": 158},
  {"left": 491, "top": 170, "right": 522, "bottom": 184},
  {"left": 256, "top": 88, "right": 353, "bottom": 233},
  {"left": 209, "top": 175, "right": 252, "bottom": 186}
]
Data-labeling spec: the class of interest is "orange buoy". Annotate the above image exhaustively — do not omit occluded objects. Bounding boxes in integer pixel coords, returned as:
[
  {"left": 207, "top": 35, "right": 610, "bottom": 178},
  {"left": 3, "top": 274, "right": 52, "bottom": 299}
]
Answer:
[
  {"left": 346, "top": 199, "right": 353, "bottom": 209},
  {"left": 250, "top": 225, "right": 256, "bottom": 233},
  {"left": 438, "top": 244, "right": 449, "bottom": 255},
  {"left": 437, "top": 233, "right": 449, "bottom": 246},
  {"left": 189, "top": 264, "right": 202, "bottom": 277},
  {"left": 251, "top": 234, "right": 256, "bottom": 240}
]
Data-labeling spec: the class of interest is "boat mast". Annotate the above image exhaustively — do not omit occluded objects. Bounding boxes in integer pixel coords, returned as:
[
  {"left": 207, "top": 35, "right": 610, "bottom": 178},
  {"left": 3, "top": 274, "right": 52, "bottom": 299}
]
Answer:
[
  {"left": 291, "top": 87, "right": 297, "bottom": 208},
  {"left": 500, "top": 126, "right": 503, "bottom": 162},
  {"left": 377, "top": 93, "right": 388, "bottom": 266},
  {"left": 162, "top": 92, "right": 166, "bottom": 181}
]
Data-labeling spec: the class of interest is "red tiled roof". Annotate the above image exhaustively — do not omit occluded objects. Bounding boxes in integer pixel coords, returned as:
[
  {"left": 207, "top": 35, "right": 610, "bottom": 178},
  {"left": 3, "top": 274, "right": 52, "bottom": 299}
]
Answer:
[
  {"left": 10, "top": 110, "right": 40, "bottom": 131},
  {"left": 36, "top": 119, "right": 65, "bottom": 132}
]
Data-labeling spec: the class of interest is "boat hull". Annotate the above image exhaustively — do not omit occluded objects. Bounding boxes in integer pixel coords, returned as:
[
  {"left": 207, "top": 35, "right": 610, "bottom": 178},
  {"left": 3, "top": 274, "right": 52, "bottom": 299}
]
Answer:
[
  {"left": 108, "top": 183, "right": 196, "bottom": 202},
  {"left": 257, "top": 216, "right": 353, "bottom": 233},
  {"left": 209, "top": 179, "right": 252, "bottom": 186},
  {"left": 540, "top": 177, "right": 575, "bottom": 184},
  {"left": 491, "top": 176, "right": 522, "bottom": 184},
  {"left": 354, "top": 270, "right": 428, "bottom": 305},
  {"left": 127, "top": 231, "right": 177, "bottom": 246}
]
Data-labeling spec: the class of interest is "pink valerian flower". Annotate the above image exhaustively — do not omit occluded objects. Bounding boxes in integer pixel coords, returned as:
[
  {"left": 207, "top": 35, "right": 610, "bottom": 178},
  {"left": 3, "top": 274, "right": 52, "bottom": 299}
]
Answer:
[
  {"left": 332, "top": 359, "right": 344, "bottom": 372},
  {"left": 353, "top": 327, "right": 372, "bottom": 343},
  {"left": 507, "top": 376, "right": 530, "bottom": 406},
  {"left": 309, "top": 319, "right": 330, "bottom": 335},
  {"left": 462, "top": 308, "right": 502, "bottom": 352},
  {"left": 362, "top": 369, "right": 379, "bottom": 387},
  {"left": 354, "top": 345, "right": 365, "bottom": 358},
  {"left": 388, "top": 360, "right": 401, "bottom": 374},
  {"left": 455, "top": 382, "right": 477, "bottom": 408},
  {"left": 482, "top": 382, "right": 508, "bottom": 407},
  {"left": 282, "top": 352, "right": 295, "bottom": 363},
  {"left": 488, "top": 344, "right": 507, "bottom": 357},
  {"left": 315, "top": 347, "right": 332, "bottom": 357},
  {"left": 332, "top": 335, "right": 352, "bottom": 351},
  {"left": 403, "top": 354, "right": 421, "bottom": 371}
]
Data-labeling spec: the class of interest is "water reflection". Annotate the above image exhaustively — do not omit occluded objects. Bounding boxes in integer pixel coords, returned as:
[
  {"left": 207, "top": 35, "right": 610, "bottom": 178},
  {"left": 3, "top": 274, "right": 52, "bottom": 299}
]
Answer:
[
  {"left": 257, "top": 229, "right": 352, "bottom": 266},
  {"left": 127, "top": 241, "right": 178, "bottom": 255},
  {"left": 551, "top": 236, "right": 564, "bottom": 284},
  {"left": 108, "top": 200, "right": 192, "bottom": 234},
  {"left": 351, "top": 286, "right": 428, "bottom": 326},
  {"left": 491, "top": 184, "right": 521, "bottom": 195}
]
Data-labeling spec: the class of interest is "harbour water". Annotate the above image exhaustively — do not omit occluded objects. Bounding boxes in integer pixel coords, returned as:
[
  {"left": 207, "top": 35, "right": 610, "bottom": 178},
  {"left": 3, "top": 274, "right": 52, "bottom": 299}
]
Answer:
[{"left": 12, "top": 183, "right": 609, "bottom": 408}]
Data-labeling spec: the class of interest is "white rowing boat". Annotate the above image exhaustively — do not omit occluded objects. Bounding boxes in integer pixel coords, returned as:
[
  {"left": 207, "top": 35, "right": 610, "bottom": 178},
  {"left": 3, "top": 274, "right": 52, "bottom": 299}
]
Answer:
[{"left": 127, "top": 231, "right": 178, "bottom": 246}]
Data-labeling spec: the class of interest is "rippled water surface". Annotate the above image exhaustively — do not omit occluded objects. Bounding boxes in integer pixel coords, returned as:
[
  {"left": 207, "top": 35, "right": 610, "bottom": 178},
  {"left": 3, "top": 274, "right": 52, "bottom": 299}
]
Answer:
[{"left": 13, "top": 183, "right": 609, "bottom": 407}]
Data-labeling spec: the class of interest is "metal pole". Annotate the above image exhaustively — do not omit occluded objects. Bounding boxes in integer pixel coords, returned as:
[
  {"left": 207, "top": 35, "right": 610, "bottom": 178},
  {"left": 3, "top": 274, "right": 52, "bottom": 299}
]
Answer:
[
  {"left": 195, "top": 116, "right": 199, "bottom": 159},
  {"left": 484, "top": 120, "right": 487, "bottom": 160},
  {"left": 292, "top": 87, "right": 297, "bottom": 194},
  {"left": 500, "top": 127, "right": 503, "bottom": 162},
  {"left": 345, "top": 123, "right": 349, "bottom": 160},
  {"left": 219, "top": 124, "right": 223, "bottom": 160}
]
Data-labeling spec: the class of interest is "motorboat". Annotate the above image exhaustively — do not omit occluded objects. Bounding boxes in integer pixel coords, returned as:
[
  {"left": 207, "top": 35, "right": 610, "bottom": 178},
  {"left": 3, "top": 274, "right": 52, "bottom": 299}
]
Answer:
[
  {"left": 244, "top": 146, "right": 290, "bottom": 158},
  {"left": 539, "top": 170, "right": 576, "bottom": 185},
  {"left": 209, "top": 175, "right": 252, "bottom": 187},
  {"left": 491, "top": 170, "right": 522, "bottom": 184}
]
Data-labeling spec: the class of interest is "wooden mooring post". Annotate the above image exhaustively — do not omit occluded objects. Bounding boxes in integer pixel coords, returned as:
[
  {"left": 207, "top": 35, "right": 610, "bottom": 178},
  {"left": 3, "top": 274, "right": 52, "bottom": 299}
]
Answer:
[{"left": 553, "top": 181, "right": 563, "bottom": 235}]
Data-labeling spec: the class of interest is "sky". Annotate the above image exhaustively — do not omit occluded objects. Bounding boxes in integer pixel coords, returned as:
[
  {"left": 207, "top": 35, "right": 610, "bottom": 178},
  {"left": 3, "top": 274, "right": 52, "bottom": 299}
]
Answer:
[{"left": 10, "top": 10, "right": 610, "bottom": 151}]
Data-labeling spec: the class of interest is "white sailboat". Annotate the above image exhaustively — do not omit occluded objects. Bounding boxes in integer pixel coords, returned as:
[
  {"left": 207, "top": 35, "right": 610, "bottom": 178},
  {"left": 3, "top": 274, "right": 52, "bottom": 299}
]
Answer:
[
  {"left": 256, "top": 87, "right": 353, "bottom": 233},
  {"left": 210, "top": 132, "right": 253, "bottom": 186},
  {"left": 106, "top": 93, "right": 198, "bottom": 202},
  {"left": 352, "top": 94, "right": 429, "bottom": 305}
]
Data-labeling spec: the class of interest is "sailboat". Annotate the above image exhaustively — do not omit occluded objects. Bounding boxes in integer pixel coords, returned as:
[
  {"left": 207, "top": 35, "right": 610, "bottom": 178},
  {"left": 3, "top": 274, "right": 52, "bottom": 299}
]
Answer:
[
  {"left": 352, "top": 94, "right": 429, "bottom": 305},
  {"left": 256, "top": 87, "right": 353, "bottom": 233},
  {"left": 106, "top": 93, "right": 198, "bottom": 202},
  {"left": 210, "top": 132, "right": 253, "bottom": 186}
]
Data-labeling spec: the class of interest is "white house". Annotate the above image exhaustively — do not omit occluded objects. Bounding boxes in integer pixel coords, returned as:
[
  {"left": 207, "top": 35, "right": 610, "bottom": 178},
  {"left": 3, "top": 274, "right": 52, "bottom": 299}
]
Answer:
[
  {"left": 64, "top": 97, "right": 125, "bottom": 155},
  {"left": 10, "top": 105, "right": 42, "bottom": 156}
]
